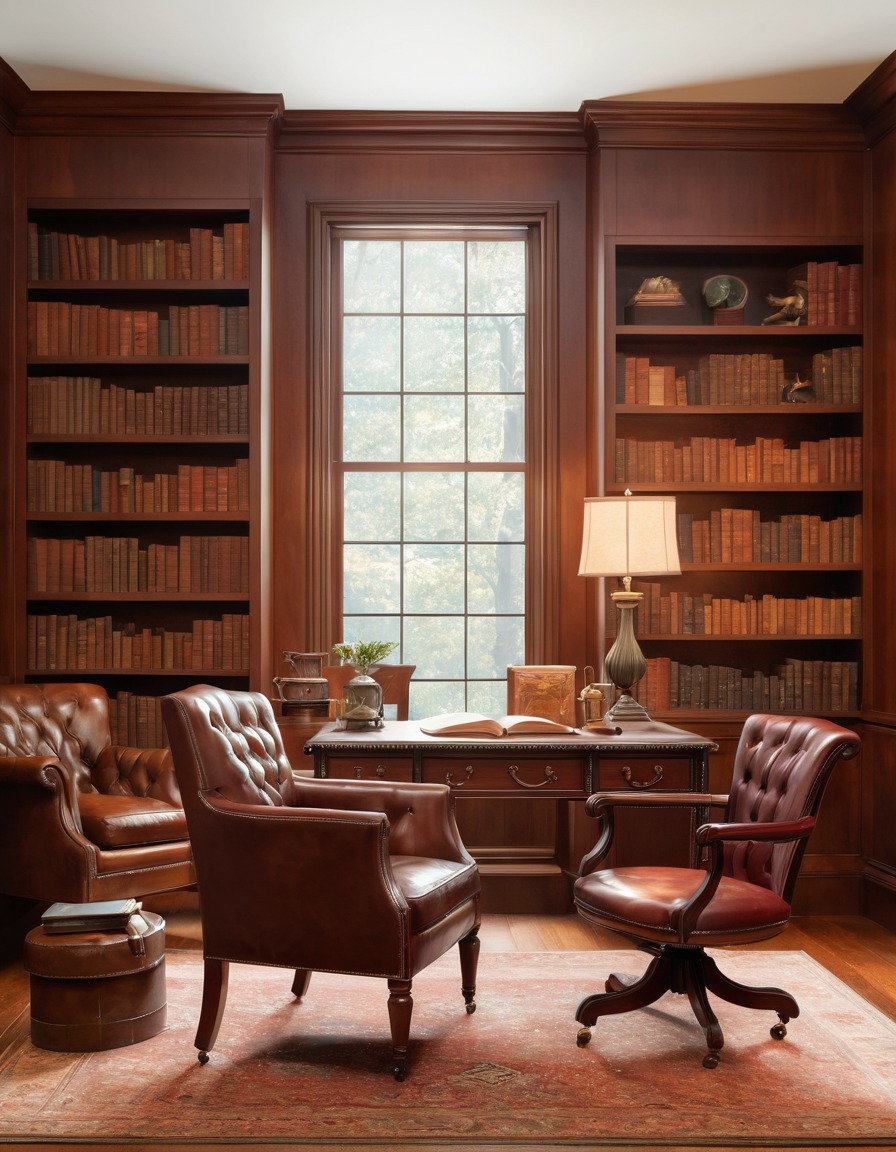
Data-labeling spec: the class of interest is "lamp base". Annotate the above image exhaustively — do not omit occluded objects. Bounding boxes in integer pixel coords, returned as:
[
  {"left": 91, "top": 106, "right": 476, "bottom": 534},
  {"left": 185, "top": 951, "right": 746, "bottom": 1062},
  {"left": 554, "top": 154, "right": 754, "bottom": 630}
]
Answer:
[{"left": 603, "top": 691, "right": 651, "bottom": 724}]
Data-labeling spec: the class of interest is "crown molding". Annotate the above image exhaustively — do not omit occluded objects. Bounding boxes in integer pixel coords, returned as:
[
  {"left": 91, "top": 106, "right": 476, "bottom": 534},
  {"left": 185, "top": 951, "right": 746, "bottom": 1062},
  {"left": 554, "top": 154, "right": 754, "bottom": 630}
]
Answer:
[
  {"left": 276, "top": 110, "right": 586, "bottom": 154},
  {"left": 845, "top": 49, "right": 896, "bottom": 145},
  {"left": 579, "top": 99, "right": 867, "bottom": 152},
  {"left": 0, "top": 56, "right": 30, "bottom": 132},
  {"left": 13, "top": 90, "right": 284, "bottom": 137}
]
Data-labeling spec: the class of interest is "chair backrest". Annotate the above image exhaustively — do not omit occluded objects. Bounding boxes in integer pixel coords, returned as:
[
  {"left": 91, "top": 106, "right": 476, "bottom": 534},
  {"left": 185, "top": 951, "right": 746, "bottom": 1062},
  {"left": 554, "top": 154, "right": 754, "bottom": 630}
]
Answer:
[
  {"left": 725, "top": 713, "right": 860, "bottom": 901},
  {"left": 0, "top": 681, "right": 112, "bottom": 792},
  {"left": 323, "top": 664, "right": 416, "bottom": 720},
  {"left": 161, "top": 684, "right": 296, "bottom": 811}
]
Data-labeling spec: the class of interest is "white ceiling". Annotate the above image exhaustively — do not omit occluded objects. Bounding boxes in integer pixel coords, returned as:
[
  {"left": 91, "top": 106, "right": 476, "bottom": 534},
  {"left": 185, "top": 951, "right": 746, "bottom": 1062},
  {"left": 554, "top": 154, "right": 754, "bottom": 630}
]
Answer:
[{"left": 3, "top": 0, "right": 896, "bottom": 112}]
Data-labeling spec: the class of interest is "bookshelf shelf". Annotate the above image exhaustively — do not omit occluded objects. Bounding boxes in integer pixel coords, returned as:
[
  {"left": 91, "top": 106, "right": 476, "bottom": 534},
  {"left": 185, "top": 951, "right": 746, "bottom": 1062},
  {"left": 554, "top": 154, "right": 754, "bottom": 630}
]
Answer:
[
  {"left": 20, "top": 204, "right": 261, "bottom": 743},
  {"left": 605, "top": 239, "right": 864, "bottom": 719}
]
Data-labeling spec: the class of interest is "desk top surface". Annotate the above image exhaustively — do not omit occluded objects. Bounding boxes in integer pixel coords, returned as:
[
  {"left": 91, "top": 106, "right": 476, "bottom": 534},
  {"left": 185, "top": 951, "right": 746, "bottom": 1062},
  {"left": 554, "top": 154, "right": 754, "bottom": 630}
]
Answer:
[{"left": 304, "top": 719, "right": 718, "bottom": 755}]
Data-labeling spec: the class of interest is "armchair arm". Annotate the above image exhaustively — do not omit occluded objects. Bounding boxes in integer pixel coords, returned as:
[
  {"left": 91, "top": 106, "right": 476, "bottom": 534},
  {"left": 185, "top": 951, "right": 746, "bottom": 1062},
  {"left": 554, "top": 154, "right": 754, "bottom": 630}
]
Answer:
[
  {"left": 696, "top": 814, "right": 816, "bottom": 846},
  {"left": 93, "top": 745, "right": 181, "bottom": 805},
  {"left": 579, "top": 790, "right": 723, "bottom": 876},
  {"left": 0, "top": 754, "right": 100, "bottom": 900},
  {"left": 189, "top": 793, "right": 414, "bottom": 973},
  {"left": 292, "top": 775, "right": 474, "bottom": 864}
]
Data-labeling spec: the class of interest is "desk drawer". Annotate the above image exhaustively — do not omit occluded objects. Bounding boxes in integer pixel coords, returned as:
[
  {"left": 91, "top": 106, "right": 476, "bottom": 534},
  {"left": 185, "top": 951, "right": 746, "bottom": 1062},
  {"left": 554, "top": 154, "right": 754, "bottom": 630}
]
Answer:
[
  {"left": 322, "top": 755, "right": 414, "bottom": 782},
  {"left": 421, "top": 754, "right": 586, "bottom": 794},
  {"left": 596, "top": 756, "right": 692, "bottom": 792}
]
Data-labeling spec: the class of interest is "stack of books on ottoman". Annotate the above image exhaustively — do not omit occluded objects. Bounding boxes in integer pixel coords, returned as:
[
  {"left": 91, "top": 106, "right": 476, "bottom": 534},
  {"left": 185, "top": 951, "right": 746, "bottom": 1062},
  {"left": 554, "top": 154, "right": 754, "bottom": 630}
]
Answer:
[{"left": 40, "top": 898, "right": 141, "bottom": 934}]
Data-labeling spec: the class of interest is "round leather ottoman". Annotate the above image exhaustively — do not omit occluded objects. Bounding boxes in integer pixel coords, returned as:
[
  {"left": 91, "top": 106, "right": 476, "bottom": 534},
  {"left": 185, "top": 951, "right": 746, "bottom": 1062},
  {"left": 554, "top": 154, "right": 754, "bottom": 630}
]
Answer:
[{"left": 23, "top": 911, "right": 166, "bottom": 1051}]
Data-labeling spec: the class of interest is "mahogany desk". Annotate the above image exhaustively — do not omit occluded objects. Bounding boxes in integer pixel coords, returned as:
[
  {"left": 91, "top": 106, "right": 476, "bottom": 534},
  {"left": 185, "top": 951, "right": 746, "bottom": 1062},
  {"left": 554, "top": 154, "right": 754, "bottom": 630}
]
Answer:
[{"left": 304, "top": 719, "right": 717, "bottom": 911}]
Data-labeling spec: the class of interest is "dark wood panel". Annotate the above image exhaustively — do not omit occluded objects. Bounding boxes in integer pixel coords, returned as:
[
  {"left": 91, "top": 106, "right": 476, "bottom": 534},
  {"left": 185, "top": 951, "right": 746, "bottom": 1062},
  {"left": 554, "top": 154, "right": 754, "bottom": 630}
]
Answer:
[{"left": 611, "top": 148, "right": 866, "bottom": 239}]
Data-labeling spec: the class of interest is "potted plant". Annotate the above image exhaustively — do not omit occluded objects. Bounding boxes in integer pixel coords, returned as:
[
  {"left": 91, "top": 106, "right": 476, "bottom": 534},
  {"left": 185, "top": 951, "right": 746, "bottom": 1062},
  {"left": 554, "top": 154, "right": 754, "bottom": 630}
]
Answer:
[
  {"left": 331, "top": 640, "right": 399, "bottom": 728},
  {"left": 332, "top": 640, "right": 398, "bottom": 674}
]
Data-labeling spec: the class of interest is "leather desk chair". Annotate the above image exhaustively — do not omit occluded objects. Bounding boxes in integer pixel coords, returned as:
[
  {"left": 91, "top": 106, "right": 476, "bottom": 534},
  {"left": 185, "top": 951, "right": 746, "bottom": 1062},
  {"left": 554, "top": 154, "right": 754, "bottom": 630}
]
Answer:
[
  {"left": 161, "top": 683, "right": 481, "bottom": 1080},
  {"left": 573, "top": 713, "right": 860, "bottom": 1067},
  {"left": 0, "top": 682, "right": 193, "bottom": 903}
]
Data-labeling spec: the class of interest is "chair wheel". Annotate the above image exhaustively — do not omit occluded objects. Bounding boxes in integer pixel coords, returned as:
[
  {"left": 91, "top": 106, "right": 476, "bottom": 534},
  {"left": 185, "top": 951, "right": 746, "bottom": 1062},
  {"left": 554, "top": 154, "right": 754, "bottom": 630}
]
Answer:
[
  {"left": 576, "top": 1026, "right": 592, "bottom": 1047},
  {"left": 771, "top": 1022, "right": 787, "bottom": 1040},
  {"left": 197, "top": 1050, "right": 209, "bottom": 1065},
  {"left": 393, "top": 1063, "right": 406, "bottom": 1082},
  {"left": 702, "top": 1051, "right": 720, "bottom": 1069},
  {"left": 465, "top": 1002, "right": 476, "bottom": 1015}
]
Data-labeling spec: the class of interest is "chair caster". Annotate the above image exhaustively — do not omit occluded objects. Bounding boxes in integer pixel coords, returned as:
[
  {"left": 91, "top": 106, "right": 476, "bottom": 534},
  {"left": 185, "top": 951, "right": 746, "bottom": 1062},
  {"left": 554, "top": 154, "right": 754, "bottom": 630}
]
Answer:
[
  {"left": 465, "top": 1001, "right": 476, "bottom": 1015},
  {"left": 771, "top": 1021, "right": 788, "bottom": 1040},
  {"left": 393, "top": 1062, "right": 407, "bottom": 1082},
  {"left": 197, "top": 1050, "right": 209, "bottom": 1065},
  {"left": 702, "top": 1050, "right": 721, "bottom": 1069},
  {"left": 576, "top": 1026, "right": 592, "bottom": 1047}
]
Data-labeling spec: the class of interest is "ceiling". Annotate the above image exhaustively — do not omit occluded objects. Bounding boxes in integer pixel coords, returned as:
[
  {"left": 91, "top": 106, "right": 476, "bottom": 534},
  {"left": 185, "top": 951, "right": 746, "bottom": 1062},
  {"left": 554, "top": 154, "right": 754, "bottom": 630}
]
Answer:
[{"left": 3, "top": 0, "right": 896, "bottom": 112}]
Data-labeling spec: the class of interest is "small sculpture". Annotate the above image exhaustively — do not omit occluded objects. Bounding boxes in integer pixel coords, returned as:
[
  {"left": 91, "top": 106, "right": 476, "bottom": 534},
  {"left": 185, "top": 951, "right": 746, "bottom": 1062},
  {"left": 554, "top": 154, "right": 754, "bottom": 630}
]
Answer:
[
  {"left": 626, "top": 276, "right": 685, "bottom": 307},
  {"left": 763, "top": 281, "right": 808, "bottom": 325},
  {"left": 782, "top": 374, "right": 815, "bottom": 403}
]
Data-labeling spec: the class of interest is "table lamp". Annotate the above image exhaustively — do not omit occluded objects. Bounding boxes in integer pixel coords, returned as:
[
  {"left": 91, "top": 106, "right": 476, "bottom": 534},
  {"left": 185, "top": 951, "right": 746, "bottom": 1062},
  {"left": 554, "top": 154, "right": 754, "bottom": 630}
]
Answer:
[{"left": 578, "top": 491, "right": 680, "bottom": 723}]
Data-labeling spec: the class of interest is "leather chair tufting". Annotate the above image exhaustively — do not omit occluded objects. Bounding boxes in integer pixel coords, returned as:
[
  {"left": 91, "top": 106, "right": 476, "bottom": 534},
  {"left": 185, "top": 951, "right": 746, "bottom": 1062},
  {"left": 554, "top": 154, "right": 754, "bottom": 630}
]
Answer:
[
  {"left": 0, "top": 682, "right": 193, "bottom": 904},
  {"left": 573, "top": 713, "right": 860, "bottom": 1067},
  {"left": 161, "top": 683, "right": 481, "bottom": 1081}
]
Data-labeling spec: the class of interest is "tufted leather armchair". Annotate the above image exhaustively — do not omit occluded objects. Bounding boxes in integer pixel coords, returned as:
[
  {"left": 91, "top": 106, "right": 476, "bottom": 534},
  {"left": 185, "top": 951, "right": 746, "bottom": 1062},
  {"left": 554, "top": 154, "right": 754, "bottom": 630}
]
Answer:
[
  {"left": 161, "top": 683, "right": 481, "bottom": 1080},
  {"left": 0, "top": 682, "right": 194, "bottom": 903},
  {"left": 573, "top": 713, "right": 860, "bottom": 1067}
]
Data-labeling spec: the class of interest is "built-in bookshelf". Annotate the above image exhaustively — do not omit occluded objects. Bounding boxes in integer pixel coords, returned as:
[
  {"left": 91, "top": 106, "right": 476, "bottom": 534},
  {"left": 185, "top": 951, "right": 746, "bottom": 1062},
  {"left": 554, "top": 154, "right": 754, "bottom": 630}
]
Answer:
[
  {"left": 22, "top": 207, "right": 258, "bottom": 744},
  {"left": 606, "top": 242, "right": 864, "bottom": 720}
]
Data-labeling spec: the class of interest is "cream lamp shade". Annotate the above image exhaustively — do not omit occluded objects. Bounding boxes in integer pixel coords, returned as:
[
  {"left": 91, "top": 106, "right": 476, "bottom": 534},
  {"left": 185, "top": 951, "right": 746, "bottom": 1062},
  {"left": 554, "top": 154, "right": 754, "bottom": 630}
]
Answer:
[{"left": 578, "top": 494, "right": 681, "bottom": 579}]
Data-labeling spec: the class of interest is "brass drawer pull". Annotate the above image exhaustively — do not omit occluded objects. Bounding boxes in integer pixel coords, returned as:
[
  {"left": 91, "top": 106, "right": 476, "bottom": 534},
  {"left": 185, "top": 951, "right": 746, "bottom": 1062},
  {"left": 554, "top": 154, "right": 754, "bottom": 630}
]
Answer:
[
  {"left": 445, "top": 765, "right": 475, "bottom": 787},
  {"left": 354, "top": 764, "right": 387, "bottom": 779},
  {"left": 507, "top": 764, "right": 558, "bottom": 789},
  {"left": 621, "top": 763, "right": 664, "bottom": 789}
]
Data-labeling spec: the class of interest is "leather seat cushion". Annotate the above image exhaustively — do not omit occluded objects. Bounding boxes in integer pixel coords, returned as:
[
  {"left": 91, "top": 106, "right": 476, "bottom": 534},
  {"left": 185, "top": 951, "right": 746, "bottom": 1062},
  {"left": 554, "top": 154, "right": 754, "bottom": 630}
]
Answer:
[
  {"left": 78, "top": 793, "right": 189, "bottom": 848},
  {"left": 389, "top": 855, "right": 480, "bottom": 933},
  {"left": 574, "top": 865, "right": 791, "bottom": 940}
]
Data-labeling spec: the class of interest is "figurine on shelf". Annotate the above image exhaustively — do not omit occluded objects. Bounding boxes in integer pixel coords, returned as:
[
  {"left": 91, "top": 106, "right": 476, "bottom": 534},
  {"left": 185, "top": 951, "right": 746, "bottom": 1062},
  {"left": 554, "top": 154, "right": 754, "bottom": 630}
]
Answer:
[
  {"left": 781, "top": 373, "right": 816, "bottom": 403},
  {"left": 626, "top": 275, "right": 685, "bottom": 308},
  {"left": 762, "top": 280, "right": 808, "bottom": 325}
]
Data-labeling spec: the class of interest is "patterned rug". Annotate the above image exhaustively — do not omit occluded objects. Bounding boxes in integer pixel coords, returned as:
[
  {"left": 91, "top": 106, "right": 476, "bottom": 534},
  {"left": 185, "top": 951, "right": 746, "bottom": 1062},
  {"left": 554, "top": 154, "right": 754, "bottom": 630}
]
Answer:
[{"left": 2, "top": 949, "right": 896, "bottom": 1146}]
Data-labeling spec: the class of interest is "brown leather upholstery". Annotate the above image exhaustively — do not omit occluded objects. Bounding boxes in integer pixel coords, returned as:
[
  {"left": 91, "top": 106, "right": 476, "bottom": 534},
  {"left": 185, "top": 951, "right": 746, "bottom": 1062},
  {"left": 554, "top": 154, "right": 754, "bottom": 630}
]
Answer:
[
  {"left": 161, "top": 683, "right": 481, "bottom": 1080},
  {"left": 323, "top": 664, "right": 416, "bottom": 720},
  {"left": 0, "top": 682, "right": 194, "bottom": 903},
  {"left": 573, "top": 713, "right": 861, "bottom": 1067}
]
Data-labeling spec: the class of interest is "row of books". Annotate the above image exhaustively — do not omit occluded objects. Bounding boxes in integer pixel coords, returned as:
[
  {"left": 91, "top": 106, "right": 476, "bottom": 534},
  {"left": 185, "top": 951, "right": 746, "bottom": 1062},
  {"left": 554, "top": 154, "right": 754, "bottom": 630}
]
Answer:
[
  {"left": 28, "top": 222, "right": 250, "bottom": 282},
  {"left": 27, "top": 459, "right": 250, "bottom": 513},
  {"left": 615, "top": 435, "right": 862, "bottom": 484},
  {"left": 788, "top": 261, "right": 862, "bottom": 326},
  {"left": 109, "top": 691, "right": 167, "bottom": 748},
  {"left": 635, "top": 657, "right": 859, "bottom": 713},
  {"left": 27, "top": 535, "right": 250, "bottom": 594},
  {"left": 630, "top": 583, "right": 861, "bottom": 636},
  {"left": 677, "top": 510, "right": 862, "bottom": 564},
  {"left": 27, "top": 302, "right": 249, "bottom": 357},
  {"left": 615, "top": 346, "right": 862, "bottom": 406},
  {"left": 27, "top": 377, "right": 249, "bottom": 436},
  {"left": 27, "top": 613, "right": 250, "bottom": 672}
]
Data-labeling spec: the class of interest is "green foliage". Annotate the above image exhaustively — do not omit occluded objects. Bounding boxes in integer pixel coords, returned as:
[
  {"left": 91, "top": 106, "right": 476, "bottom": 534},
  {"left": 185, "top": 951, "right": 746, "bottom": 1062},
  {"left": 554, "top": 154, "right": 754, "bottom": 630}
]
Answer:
[{"left": 332, "top": 639, "right": 398, "bottom": 673}]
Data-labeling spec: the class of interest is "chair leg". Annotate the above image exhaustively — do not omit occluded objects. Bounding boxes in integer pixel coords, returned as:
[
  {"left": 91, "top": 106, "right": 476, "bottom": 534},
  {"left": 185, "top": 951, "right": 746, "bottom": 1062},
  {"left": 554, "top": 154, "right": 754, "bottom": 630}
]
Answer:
[
  {"left": 387, "top": 978, "right": 414, "bottom": 1082},
  {"left": 678, "top": 953, "right": 724, "bottom": 1068},
  {"left": 291, "top": 969, "right": 312, "bottom": 1000},
  {"left": 195, "top": 957, "right": 229, "bottom": 1064},
  {"left": 459, "top": 926, "right": 480, "bottom": 1014},
  {"left": 575, "top": 950, "right": 673, "bottom": 1046},
  {"left": 702, "top": 952, "right": 799, "bottom": 1039}
]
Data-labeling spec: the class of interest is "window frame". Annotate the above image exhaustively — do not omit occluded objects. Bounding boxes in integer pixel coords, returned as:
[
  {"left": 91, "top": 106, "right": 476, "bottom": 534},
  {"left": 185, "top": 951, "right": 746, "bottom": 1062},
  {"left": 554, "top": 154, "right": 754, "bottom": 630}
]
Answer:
[{"left": 306, "top": 202, "right": 560, "bottom": 668}]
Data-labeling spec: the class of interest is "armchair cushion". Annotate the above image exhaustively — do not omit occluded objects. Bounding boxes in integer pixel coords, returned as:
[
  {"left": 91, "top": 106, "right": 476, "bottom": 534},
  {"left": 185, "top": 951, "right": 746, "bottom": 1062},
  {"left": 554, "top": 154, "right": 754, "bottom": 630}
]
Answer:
[
  {"left": 77, "top": 793, "right": 190, "bottom": 848},
  {"left": 389, "top": 855, "right": 479, "bottom": 933}
]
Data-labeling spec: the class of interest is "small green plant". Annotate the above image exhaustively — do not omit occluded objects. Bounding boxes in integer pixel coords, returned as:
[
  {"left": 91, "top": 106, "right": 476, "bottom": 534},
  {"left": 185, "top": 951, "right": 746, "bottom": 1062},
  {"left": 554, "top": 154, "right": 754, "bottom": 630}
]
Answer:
[{"left": 332, "top": 639, "right": 398, "bottom": 674}]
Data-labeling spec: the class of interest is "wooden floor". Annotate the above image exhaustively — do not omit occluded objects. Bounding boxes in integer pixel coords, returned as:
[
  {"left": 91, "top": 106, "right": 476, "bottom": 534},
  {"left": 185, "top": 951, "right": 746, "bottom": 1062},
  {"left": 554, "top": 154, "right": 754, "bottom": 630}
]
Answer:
[{"left": 2, "top": 893, "right": 896, "bottom": 1151}]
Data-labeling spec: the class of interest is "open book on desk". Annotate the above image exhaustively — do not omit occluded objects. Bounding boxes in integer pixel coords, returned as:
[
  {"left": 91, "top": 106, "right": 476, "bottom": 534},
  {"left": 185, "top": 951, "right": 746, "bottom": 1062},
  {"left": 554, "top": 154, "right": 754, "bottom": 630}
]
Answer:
[{"left": 418, "top": 712, "right": 581, "bottom": 738}]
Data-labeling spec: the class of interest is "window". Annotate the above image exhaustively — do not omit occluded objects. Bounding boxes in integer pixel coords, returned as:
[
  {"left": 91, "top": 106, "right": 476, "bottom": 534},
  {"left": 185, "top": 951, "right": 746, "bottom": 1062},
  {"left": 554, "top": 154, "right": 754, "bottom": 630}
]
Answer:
[{"left": 335, "top": 230, "right": 532, "bottom": 718}]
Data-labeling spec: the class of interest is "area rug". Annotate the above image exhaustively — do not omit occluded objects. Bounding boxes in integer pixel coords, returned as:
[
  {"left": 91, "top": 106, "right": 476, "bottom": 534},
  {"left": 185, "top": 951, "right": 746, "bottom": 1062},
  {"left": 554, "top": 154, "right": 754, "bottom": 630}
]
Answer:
[{"left": 2, "top": 949, "right": 896, "bottom": 1146}]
